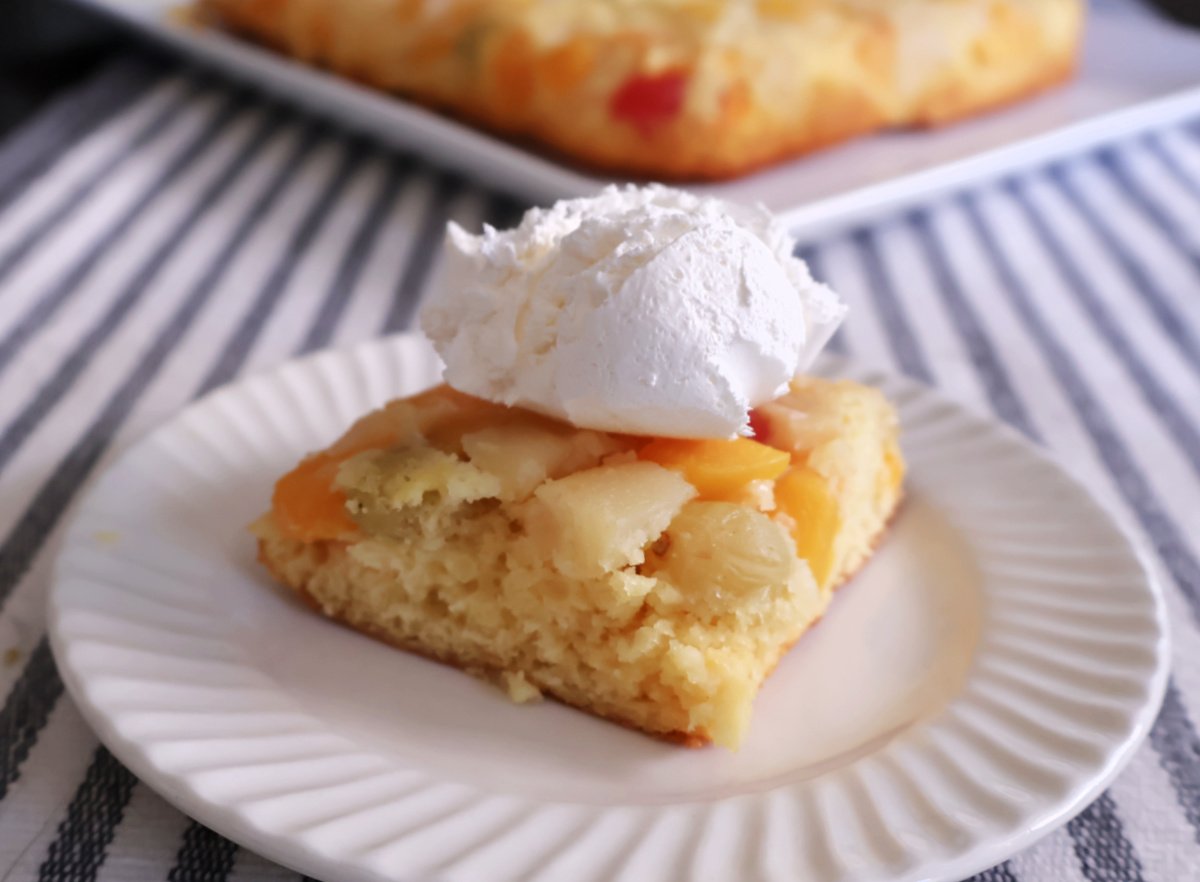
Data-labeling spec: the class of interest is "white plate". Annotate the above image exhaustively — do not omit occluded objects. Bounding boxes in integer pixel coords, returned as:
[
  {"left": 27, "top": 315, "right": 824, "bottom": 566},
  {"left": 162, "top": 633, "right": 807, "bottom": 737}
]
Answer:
[
  {"left": 48, "top": 334, "right": 1169, "bottom": 882},
  {"left": 72, "top": 0, "right": 1200, "bottom": 237}
]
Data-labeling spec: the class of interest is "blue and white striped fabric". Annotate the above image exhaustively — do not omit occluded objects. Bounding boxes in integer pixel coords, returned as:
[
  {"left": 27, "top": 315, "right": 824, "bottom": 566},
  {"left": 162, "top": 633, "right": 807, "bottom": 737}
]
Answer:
[{"left": 0, "top": 51, "right": 1198, "bottom": 882}]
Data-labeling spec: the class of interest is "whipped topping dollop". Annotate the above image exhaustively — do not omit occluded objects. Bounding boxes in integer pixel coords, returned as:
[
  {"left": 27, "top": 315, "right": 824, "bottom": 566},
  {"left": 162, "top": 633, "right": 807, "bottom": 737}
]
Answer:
[{"left": 420, "top": 184, "right": 846, "bottom": 438}]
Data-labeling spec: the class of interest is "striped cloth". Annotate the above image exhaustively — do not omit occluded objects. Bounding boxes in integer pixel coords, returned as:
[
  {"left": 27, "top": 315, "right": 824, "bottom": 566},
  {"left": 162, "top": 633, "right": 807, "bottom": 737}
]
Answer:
[{"left": 0, "top": 50, "right": 1199, "bottom": 882}]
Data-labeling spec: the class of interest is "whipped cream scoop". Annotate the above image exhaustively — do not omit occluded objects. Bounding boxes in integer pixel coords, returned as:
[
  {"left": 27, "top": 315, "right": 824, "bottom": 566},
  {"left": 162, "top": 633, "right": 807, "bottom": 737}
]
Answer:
[{"left": 420, "top": 184, "right": 846, "bottom": 438}]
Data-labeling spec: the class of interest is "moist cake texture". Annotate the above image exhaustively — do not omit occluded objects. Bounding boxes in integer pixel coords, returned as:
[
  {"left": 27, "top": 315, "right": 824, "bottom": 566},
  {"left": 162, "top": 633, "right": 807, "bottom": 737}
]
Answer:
[{"left": 255, "top": 377, "right": 904, "bottom": 748}]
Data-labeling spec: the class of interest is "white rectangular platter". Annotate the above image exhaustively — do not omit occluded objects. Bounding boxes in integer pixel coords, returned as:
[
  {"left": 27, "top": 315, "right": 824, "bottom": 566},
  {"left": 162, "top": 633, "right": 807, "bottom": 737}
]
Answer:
[{"left": 75, "top": 0, "right": 1200, "bottom": 237}]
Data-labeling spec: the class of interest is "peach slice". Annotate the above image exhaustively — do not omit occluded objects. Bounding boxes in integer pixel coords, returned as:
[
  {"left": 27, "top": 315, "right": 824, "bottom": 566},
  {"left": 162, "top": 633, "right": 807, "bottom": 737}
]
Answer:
[
  {"left": 638, "top": 437, "right": 791, "bottom": 501},
  {"left": 272, "top": 387, "right": 512, "bottom": 541},
  {"left": 273, "top": 397, "right": 430, "bottom": 541},
  {"left": 775, "top": 466, "right": 841, "bottom": 588},
  {"left": 272, "top": 453, "right": 357, "bottom": 543}
]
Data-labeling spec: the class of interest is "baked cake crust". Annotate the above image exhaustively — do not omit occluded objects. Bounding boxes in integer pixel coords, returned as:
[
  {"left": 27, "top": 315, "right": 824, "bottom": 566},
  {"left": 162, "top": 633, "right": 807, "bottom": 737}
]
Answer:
[
  {"left": 202, "top": 0, "right": 1083, "bottom": 180},
  {"left": 254, "top": 377, "right": 905, "bottom": 748}
]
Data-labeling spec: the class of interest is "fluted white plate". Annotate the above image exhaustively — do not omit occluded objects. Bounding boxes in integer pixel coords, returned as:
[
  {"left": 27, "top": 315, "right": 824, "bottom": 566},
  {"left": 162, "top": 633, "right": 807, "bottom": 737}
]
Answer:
[{"left": 49, "top": 334, "right": 1168, "bottom": 882}]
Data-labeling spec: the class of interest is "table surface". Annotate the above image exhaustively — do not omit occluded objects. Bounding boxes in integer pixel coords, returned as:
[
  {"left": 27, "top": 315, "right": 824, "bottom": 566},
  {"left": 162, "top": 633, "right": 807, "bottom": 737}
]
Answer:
[{"left": 1, "top": 12, "right": 1200, "bottom": 882}]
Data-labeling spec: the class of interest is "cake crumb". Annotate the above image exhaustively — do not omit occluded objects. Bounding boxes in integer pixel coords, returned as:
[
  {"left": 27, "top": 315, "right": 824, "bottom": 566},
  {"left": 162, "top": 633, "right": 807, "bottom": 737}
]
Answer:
[
  {"left": 93, "top": 530, "right": 122, "bottom": 547},
  {"left": 3, "top": 647, "right": 20, "bottom": 668},
  {"left": 502, "top": 670, "right": 543, "bottom": 704}
]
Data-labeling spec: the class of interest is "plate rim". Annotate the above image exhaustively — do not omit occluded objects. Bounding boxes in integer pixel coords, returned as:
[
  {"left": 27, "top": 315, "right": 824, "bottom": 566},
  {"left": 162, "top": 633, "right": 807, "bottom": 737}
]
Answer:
[{"left": 47, "top": 334, "right": 1172, "bottom": 882}]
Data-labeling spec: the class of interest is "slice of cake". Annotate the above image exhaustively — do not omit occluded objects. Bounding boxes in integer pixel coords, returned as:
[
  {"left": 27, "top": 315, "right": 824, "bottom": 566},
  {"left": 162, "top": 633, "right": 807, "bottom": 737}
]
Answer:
[
  {"left": 253, "top": 184, "right": 904, "bottom": 748},
  {"left": 255, "top": 378, "right": 903, "bottom": 748}
]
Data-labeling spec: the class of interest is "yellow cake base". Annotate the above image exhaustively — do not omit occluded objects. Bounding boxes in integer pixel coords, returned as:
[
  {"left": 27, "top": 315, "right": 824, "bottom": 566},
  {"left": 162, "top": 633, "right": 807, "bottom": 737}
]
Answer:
[{"left": 254, "top": 376, "right": 904, "bottom": 748}]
